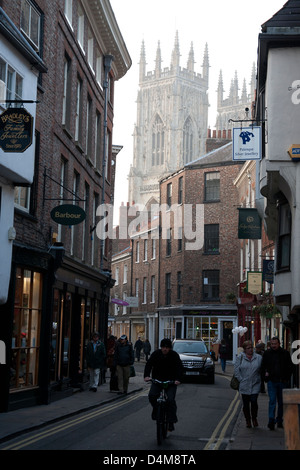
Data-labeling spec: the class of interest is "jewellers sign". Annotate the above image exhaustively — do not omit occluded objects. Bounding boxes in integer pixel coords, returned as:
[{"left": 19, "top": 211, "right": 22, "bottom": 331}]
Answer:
[
  {"left": 233, "top": 126, "right": 261, "bottom": 161},
  {"left": 238, "top": 208, "right": 261, "bottom": 239},
  {"left": 51, "top": 204, "right": 86, "bottom": 225},
  {"left": 0, "top": 108, "right": 33, "bottom": 152}
]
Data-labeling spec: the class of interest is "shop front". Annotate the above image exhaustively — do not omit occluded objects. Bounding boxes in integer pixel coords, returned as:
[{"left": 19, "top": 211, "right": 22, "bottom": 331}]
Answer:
[
  {"left": 0, "top": 249, "right": 113, "bottom": 412},
  {"left": 0, "top": 243, "right": 55, "bottom": 412},
  {"left": 50, "top": 258, "right": 113, "bottom": 398},
  {"left": 158, "top": 306, "right": 238, "bottom": 361}
]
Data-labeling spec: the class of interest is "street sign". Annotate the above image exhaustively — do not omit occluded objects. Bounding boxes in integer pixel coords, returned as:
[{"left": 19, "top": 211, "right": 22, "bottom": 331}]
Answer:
[
  {"left": 0, "top": 107, "right": 33, "bottom": 152},
  {"left": 288, "top": 145, "right": 300, "bottom": 161}
]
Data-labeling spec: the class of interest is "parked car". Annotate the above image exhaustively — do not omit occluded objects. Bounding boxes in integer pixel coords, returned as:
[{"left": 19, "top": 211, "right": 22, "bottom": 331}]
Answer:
[{"left": 173, "top": 339, "right": 215, "bottom": 384}]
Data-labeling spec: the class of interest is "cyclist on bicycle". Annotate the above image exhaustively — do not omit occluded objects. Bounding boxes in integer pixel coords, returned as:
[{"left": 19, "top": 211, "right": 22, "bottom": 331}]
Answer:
[{"left": 144, "top": 338, "right": 183, "bottom": 431}]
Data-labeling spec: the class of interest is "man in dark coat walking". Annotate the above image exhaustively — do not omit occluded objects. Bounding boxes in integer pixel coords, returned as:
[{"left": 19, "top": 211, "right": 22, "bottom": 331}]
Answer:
[
  {"left": 86, "top": 332, "right": 106, "bottom": 392},
  {"left": 134, "top": 336, "right": 144, "bottom": 361},
  {"left": 261, "top": 336, "right": 294, "bottom": 429},
  {"left": 114, "top": 335, "right": 134, "bottom": 394}
]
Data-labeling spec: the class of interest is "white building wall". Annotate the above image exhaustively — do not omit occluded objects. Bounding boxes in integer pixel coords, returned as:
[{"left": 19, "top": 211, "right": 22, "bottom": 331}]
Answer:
[
  {"left": 0, "top": 35, "right": 39, "bottom": 304},
  {"left": 265, "top": 47, "right": 300, "bottom": 311},
  {"left": 0, "top": 181, "right": 15, "bottom": 303}
]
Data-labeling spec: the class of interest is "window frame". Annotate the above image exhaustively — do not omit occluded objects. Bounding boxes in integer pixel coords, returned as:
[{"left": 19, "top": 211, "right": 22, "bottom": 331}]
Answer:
[
  {"left": 202, "top": 270, "right": 220, "bottom": 300},
  {"left": 204, "top": 172, "right": 220, "bottom": 202},
  {"left": 277, "top": 201, "right": 291, "bottom": 271},
  {"left": 204, "top": 224, "right": 219, "bottom": 254},
  {"left": 21, "top": 0, "right": 42, "bottom": 53}
]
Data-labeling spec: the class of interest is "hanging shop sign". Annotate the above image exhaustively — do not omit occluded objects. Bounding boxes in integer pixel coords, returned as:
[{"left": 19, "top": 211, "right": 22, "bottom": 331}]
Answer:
[
  {"left": 263, "top": 259, "right": 274, "bottom": 284},
  {"left": 247, "top": 271, "right": 263, "bottom": 295},
  {"left": 0, "top": 107, "right": 33, "bottom": 152},
  {"left": 238, "top": 208, "right": 261, "bottom": 239},
  {"left": 288, "top": 144, "right": 300, "bottom": 162},
  {"left": 232, "top": 126, "right": 261, "bottom": 161},
  {"left": 111, "top": 298, "right": 129, "bottom": 306},
  {"left": 50, "top": 204, "right": 86, "bottom": 225},
  {"left": 125, "top": 296, "right": 139, "bottom": 308}
]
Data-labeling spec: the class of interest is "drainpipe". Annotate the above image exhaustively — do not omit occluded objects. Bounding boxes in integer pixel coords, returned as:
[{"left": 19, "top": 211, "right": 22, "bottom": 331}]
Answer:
[{"left": 100, "top": 54, "right": 114, "bottom": 272}]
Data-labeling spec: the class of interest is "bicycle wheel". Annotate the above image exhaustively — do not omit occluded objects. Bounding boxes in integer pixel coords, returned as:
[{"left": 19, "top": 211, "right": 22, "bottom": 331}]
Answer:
[{"left": 156, "top": 404, "right": 164, "bottom": 445}]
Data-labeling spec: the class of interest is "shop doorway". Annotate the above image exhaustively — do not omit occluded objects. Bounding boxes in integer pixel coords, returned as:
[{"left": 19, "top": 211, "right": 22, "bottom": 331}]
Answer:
[
  {"left": 50, "top": 289, "right": 72, "bottom": 382},
  {"left": 221, "top": 321, "right": 233, "bottom": 360}
]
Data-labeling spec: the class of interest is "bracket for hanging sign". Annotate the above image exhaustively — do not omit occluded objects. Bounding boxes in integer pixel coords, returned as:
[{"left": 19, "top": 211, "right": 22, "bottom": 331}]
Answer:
[
  {"left": 228, "top": 107, "right": 266, "bottom": 130},
  {"left": 229, "top": 118, "right": 266, "bottom": 131},
  {"left": 43, "top": 167, "right": 86, "bottom": 206},
  {"left": 0, "top": 100, "right": 40, "bottom": 107}
]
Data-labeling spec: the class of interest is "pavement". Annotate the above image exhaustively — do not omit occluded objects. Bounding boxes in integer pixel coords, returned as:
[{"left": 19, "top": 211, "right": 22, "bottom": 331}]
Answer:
[{"left": 0, "top": 361, "right": 289, "bottom": 450}]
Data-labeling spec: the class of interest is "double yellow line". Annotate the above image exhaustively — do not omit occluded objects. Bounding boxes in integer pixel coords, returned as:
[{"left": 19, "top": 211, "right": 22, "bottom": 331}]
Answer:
[
  {"left": 3, "top": 392, "right": 144, "bottom": 450},
  {"left": 203, "top": 387, "right": 240, "bottom": 450}
]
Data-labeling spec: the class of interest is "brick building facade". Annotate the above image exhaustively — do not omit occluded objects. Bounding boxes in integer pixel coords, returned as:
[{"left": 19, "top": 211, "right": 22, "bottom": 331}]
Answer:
[
  {"left": 0, "top": 0, "right": 131, "bottom": 411},
  {"left": 111, "top": 142, "right": 244, "bottom": 357}
]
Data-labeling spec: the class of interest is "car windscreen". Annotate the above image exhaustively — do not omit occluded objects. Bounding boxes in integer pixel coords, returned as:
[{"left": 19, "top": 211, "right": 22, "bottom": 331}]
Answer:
[{"left": 173, "top": 342, "right": 208, "bottom": 354}]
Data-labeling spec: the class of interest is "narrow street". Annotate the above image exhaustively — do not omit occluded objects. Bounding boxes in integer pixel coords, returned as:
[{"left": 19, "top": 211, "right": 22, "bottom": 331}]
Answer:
[{"left": 0, "top": 363, "right": 240, "bottom": 451}]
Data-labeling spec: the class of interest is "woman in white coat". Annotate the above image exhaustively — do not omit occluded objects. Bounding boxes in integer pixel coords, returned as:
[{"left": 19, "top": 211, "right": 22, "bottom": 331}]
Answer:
[{"left": 234, "top": 340, "right": 262, "bottom": 428}]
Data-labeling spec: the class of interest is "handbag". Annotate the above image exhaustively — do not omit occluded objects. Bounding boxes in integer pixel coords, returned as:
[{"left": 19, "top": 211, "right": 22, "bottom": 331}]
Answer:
[
  {"left": 230, "top": 375, "right": 240, "bottom": 390},
  {"left": 130, "top": 365, "right": 136, "bottom": 377},
  {"left": 230, "top": 354, "right": 243, "bottom": 390}
]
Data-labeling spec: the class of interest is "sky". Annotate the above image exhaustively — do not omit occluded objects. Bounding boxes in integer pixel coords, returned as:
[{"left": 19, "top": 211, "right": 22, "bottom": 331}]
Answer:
[{"left": 110, "top": 0, "right": 285, "bottom": 223}]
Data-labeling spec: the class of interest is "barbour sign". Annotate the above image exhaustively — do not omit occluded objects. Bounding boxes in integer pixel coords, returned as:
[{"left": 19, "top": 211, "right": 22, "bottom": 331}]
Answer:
[
  {"left": 51, "top": 204, "right": 86, "bottom": 225},
  {"left": 0, "top": 107, "right": 33, "bottom": 152}
]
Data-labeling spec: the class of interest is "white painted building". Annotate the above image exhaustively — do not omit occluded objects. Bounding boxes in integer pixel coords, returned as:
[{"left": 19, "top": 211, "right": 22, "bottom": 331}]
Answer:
[
  {"left": 0, "top": 8, "right": 46, "bottom": 303},
  {"left": 255, "top": 0, "right": 300, "bottom": 370}
]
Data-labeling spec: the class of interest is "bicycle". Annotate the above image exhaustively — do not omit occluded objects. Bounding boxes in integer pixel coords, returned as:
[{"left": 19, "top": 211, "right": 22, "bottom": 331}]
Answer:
[{"left": 149, "top": 379, "right": 175, "bottom": 445}]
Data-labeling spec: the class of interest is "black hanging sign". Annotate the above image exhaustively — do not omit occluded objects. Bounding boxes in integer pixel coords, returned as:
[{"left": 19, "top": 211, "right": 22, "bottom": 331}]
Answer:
[
  {"left": 51, "top": 204, "right": 86, "bottom": 225},
  {"left": 238, "top": 208, "right": 262, "bottom": 239},
  {"left": 0, "top": 107, "right": 33, "bottom": 152}
]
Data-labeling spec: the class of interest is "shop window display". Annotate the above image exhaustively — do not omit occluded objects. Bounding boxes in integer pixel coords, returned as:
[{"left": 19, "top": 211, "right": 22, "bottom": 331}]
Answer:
[{"left": 10, "top": 268, "right": 42, "bottom": 389}]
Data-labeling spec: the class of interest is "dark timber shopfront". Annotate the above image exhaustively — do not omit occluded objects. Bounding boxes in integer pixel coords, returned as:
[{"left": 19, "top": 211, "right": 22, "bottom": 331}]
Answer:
[{"left": 0, "top": 250, "right": 113, "bottom": 412}]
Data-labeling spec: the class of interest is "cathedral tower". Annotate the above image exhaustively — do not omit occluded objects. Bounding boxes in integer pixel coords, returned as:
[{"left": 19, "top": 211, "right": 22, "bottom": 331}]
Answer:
[{"left": 128, "top": 32, "right": 209, "bottom": 207}]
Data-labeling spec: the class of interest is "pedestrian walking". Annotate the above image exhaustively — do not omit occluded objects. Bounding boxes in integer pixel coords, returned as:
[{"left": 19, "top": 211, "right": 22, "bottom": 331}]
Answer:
[
  {"left": 261, "top": 336, "right": 294, "bottom": 430},
  {"left": 86, "top": 332, "right": 106, "bottom": 392},
  {"left": 114, "top": 335, "right": 134, "bottom": 394},
  {"left": 218, "top": 339, "right": 228, "bottom": 373},
  {"left": 234, "top": 340, "right": 262, "bottom": 428},
  {"left": 134, "top": 336, "right": 144, "bottom": 361},
  {"left": 143, "top": 339, "right": 151, "bottom": 361},
  {"left": 107, "top": 335, "right": 118, "bottom": 392}
]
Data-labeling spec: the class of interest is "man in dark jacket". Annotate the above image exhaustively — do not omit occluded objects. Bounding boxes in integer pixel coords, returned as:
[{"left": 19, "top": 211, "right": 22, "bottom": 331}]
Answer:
[
  {"left": 261, "top": 337, "right": 294, "bottom": 430},
  {"left": 86, "top": 332, "right": 106, "bottom": 392},
  {"left": 144, "top": 338, "right": 183, "bottom": 431},
  {"left": 114, "top": 335, "right": 134, "bottom": 394}
]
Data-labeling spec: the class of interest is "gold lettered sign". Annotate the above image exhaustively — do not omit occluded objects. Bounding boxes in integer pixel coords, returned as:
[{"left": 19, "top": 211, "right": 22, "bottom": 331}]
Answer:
[
  {"left": 247, "top": 271, "right": 263, "bottom": 295},
  {"left": 0, "top": 107, "right": 33, "bottom": 152}
]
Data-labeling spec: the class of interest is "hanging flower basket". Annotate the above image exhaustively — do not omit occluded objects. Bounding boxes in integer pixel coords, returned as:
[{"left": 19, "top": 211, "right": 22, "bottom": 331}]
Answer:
[{"left": 252, "top": 303, "right": 281, "bottom": 318}]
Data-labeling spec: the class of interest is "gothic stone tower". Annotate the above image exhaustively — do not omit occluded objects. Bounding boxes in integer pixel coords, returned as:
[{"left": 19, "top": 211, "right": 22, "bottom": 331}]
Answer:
[
  {"left": 128, "top": 32, "right": 209, "bottom": 207},
  {"left": 215, "top": 63, "right": 256, "bottom": 132}
]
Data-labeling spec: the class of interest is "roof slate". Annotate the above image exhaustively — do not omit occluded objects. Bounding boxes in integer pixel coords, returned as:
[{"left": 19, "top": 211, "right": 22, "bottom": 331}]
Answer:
[{"left": 262, "top": 0, "right": 300, "bottom": 32}]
